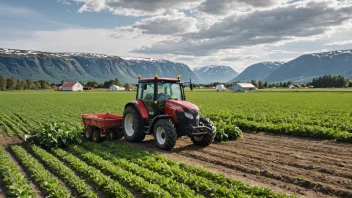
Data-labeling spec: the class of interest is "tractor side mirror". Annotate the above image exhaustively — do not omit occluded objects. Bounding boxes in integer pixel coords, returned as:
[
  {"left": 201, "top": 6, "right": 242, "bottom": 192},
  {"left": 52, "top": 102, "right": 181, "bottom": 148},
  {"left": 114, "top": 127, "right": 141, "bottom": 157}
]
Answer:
[
  {"left": 190, "top": 83, "right": 193, "bottom": 91},
  {"left": 143, "top": 83, "right": 147, "bottom": 90}
]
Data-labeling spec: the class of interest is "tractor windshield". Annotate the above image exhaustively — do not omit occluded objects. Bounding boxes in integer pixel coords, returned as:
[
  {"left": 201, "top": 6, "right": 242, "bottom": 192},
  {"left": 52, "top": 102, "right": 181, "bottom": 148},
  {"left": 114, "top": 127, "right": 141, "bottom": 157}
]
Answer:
[{"left": 157, "top": 82, "right": 182, "bottom": 100}]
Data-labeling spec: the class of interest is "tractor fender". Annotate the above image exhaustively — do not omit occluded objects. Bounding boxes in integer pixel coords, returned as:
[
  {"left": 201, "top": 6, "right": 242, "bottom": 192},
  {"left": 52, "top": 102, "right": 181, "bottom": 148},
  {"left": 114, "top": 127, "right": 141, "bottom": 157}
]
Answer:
[
  {"left": 148, "top": 115, "right": 172, "bottom": 134},
  {"left": 124, "top": 101, "right": 149, "bottom": 119}
]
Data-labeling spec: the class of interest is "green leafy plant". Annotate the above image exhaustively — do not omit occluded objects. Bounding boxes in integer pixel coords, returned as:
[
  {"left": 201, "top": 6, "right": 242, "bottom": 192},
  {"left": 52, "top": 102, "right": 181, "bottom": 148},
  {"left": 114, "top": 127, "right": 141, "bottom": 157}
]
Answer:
[
  {"left": 50, "top": 147, "right": 133, "bottom": 198},
  {"left": 0, "top": 147, "right": 36, "bottom": 198},
  {"left": 30, "top": 145, "right": 97, "bottom": 198},
  {"left": 11, "top": 145, "right": 71, "bottom": 198},
  {"left": 27, "top": 121, "right": 82, "bottom": 148}
]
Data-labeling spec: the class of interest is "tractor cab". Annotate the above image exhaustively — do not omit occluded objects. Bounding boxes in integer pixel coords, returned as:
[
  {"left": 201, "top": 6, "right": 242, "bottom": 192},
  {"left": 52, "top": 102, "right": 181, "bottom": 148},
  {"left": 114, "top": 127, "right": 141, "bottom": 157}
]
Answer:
[
  {"left": 123, "top": 75, "right": 215, "bottom": 150},
  {"left": 136, "top": 75, "right": 191, "bottom": 116}
]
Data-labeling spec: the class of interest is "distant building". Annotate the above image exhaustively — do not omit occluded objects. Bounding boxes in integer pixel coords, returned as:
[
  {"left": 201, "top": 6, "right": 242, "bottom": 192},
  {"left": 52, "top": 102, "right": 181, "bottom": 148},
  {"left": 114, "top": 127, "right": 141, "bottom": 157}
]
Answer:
[
  {"left": 61, "top": 82, "right": 83, "bottom": 91},
  {"left": 109, "top": 85, "right": 125, "bottom": 91},
  {"left": 232, "top": 83, "right": 256, "bottom": 92},
  {"left": 216, "top": 84, "right": 226, "bottom": 91}
]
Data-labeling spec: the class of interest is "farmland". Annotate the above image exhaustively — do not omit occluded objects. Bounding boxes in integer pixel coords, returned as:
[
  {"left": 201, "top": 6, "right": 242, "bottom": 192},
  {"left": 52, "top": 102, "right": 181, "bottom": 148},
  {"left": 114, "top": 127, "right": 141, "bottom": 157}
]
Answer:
[{"left": 0, "top": 90, "right": 352, "bottom": 197}]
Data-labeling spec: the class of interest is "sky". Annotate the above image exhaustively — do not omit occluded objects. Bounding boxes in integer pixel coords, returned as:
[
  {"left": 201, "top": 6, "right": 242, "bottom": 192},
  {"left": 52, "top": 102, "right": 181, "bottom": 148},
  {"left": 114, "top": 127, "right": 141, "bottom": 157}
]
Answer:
[{"left": 1, "top": 0, "right": 352, "bottom": 72}]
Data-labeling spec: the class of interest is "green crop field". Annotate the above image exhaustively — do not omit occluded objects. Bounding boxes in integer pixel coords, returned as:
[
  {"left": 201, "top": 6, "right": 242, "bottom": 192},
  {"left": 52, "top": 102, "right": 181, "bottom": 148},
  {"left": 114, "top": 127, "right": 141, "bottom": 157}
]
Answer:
[
  {"left": 1, "top": 90, "right": 352, "bottom": 197},
  {"left": 0, "top": 90, "right": 352, "bottom": 141}
]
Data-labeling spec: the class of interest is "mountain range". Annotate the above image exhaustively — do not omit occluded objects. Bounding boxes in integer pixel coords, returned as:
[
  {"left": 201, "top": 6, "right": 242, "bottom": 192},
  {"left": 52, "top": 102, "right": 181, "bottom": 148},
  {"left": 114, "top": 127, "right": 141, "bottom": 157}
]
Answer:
[
  {"left": 229, "top": 62, "right": 284, "bottom": 82},
  {"left": 1, "top": 48, "right": 352, "bottom": 84},
  {"left": 193, "top": 65, "right": 238, "bottom": 83},
  {"left": 0, "top": 48, "right": 201, "bottom": 84},
  {"left": 265, "top": 50, "right": 352, "bottom": 82}
]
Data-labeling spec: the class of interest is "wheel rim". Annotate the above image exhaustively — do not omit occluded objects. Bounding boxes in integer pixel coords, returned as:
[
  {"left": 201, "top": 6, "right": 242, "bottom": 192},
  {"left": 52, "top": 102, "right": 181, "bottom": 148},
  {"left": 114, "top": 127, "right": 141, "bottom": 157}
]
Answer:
[
  {"left": 124, "top": 114, "right": 134, "bottom": 136},
  {"left": 156, "top": 126, "right": 166, "bottom": 145},
  {"left": 194, "top": 135, "right": 203, "bottom": 141}
]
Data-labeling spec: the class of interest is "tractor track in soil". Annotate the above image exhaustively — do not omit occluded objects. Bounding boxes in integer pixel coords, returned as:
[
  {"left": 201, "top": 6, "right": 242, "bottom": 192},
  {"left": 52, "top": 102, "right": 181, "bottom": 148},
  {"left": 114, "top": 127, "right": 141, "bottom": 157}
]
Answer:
[{"left": 119, "top": 132, "right": 352, "bottom": 198}]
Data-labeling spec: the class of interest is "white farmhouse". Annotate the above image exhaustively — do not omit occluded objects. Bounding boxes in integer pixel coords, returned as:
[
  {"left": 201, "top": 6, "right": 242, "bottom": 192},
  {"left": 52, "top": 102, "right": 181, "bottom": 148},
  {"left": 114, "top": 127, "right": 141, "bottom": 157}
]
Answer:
[
  {"left": 109, "top": 85, "right": 125, "bottom": 91},
  {"left": 232, "top": 83, "right": 256, "bottom": 92},
  {"left": 61, "top": 82, "right": 83, "bottom": 91},
  {"left": 216, "top": 84, "right": 226, "bottom": 91}
]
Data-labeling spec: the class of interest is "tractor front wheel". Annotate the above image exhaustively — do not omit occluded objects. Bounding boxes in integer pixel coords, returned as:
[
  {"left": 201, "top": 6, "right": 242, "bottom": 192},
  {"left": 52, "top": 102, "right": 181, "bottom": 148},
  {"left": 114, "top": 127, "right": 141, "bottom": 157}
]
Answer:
[
  {"left": 191, "top": 116, "right": 216, "bottom": 146},
  {"left": 123, "top": 106, "right": 146, "bottom": 142},
  {"left": 154, "top": 119, "right": 177, "bottom": 150}
]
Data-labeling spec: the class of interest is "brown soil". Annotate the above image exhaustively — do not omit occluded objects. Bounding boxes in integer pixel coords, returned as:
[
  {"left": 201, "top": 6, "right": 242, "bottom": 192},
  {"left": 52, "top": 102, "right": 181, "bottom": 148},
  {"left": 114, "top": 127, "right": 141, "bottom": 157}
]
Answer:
[
  {"left": 0, "top": 136, "right": 22, "bottom": 146},
  {"left": 119, "top": 133, "right": 352, "bottom": 198}
]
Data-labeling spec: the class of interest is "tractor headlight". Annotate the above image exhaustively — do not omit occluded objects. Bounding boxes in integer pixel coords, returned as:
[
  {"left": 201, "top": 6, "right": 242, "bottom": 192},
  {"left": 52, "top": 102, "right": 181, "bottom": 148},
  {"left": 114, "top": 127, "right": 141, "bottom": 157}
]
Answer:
[{"left": 184, "top": 112, "right": 194, "bottom": 119}]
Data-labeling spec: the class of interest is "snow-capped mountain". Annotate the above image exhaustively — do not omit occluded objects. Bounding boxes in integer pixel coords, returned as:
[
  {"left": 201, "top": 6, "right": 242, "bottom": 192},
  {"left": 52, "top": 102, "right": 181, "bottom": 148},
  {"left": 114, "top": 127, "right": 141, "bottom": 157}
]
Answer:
[
  {"left": 229, "top": 62, "right": 284, "bottom": 82},
  {"left": 265, "top": 49, "right": 352, "bottom": 82},
  {"left": 0, "top": 48, "right": 201, "bottom": 83},
  {"left": 193, "top": 65, "right": 238, "bottom": 83}
]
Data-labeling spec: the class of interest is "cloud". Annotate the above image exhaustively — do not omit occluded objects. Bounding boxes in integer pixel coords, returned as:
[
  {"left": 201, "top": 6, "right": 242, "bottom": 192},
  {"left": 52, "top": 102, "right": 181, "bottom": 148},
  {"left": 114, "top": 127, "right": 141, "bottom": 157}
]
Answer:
[
  {"left": 135, "top": 1, "right": 352, "bottom": 56},
  {"left": 0, "top": 28, "right": 164, "bottom": 56},
  {"left": 56, "top": 0, "right": 72, "bottom": 5},
  {"left": 75, "top": 0, "right": 202, "bottom": 16},
  {"left": 131, "top": 11, "right": 198, "bottom": 35},
  {"left": 325, "top": 40, "right": 352, "bottom": 46},
  {"left": 197, "top": 0, "right": 280, "bottom": 15}
]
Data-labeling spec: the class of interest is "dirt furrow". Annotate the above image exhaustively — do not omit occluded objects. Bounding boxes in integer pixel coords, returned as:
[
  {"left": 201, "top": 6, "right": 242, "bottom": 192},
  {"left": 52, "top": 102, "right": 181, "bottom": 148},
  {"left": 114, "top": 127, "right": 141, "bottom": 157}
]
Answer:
[
  {"left": 194, "top": 148, "right": 352, "bottom": 190},
  {"left": 206, "top": 141, "right": 352, "bottom": 179}
]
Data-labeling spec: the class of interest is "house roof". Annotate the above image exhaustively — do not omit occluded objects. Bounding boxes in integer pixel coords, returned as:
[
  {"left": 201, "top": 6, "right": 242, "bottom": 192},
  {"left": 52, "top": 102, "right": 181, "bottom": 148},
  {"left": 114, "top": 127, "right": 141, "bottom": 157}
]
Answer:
[
  {"left": 62, "top": 82, "right": 78, "bottom": 88},
  {"left": 110, "top": 85, "right": 120, "bottom": 88},
  {"left": 235, "top": 83, "right": 256, "bottom": 88}
]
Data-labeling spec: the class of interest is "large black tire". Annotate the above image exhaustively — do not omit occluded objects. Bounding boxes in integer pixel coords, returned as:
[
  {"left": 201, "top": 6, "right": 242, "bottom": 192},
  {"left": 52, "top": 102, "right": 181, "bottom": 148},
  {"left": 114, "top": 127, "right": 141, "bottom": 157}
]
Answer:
[
  {"left": 84, "top": 126, "right": 93, "bottom": 141},
  {"left": 191, "top": 116, "right": 216, "bottom": 146},
  {"left": 92, "top": 128, "right": 102, "bottom": 143},
  {"left": 154, "top": 119, "right": 177, "bottom": 150},
  {"left": 123, "top": 106, "right": 146, "bottom": 142}
]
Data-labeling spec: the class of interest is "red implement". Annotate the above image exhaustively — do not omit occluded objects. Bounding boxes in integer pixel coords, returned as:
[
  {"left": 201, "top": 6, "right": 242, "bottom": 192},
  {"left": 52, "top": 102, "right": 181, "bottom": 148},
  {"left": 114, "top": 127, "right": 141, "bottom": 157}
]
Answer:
[{"left": 82, "top": 113, "right": 123, "bottom": 131}]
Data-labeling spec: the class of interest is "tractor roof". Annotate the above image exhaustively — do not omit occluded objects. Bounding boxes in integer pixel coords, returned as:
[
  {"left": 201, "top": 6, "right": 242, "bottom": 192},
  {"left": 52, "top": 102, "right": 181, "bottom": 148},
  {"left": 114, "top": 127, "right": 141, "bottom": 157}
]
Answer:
[{"left": 138, "top": 77, "right": 180, "bottom": 83}]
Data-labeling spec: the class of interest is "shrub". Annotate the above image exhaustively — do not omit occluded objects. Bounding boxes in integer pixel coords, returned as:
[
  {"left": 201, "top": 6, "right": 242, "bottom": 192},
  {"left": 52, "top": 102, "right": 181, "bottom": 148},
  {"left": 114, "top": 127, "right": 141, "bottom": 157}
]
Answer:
[{"left": 26, "top": 121, "right": 82, "bottom": 148}]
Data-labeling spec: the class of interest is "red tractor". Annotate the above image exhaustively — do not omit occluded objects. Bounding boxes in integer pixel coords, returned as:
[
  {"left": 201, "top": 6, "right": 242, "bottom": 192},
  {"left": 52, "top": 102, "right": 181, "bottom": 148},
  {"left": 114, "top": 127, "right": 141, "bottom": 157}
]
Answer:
[{"left": 82, "top": 75, "right": 216, "bottom": 150}]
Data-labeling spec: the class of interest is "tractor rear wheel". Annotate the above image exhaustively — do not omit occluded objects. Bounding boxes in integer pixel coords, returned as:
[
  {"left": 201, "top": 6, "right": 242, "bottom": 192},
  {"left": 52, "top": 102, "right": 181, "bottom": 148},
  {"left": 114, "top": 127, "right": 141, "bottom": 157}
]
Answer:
[
  {"left": 191, "top": 116, "right": 216, "bottom": 146},
  {"left": 123, "top": 106, "right": 146, "bottom": 142},
  {"left": 154, "top": 119, "right": 177, "bottom": 150},
  {"left": 92, "top": 128, "right": 102, "bottom": 143},
  {"left": 85, "top": 126, "right": 93, "bottom": 141}
]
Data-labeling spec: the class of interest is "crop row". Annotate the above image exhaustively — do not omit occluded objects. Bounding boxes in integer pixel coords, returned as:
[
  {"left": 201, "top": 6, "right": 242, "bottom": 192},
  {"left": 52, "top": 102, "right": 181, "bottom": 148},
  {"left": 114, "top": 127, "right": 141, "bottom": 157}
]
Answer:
[
  {"left": 210, "top": 116, "right": 352, "bottom": 142},
  {"left": 10, "top": 145, "right": 71, "bottom": 198},
  {"left": 68, "top": 145, "right": 172, "bottom": 198},
  {"left": 30, "top": 145, "right": 97, "bottom": 198},
  {"left": 0, "top": 146, "right": 36, "bottom": 198},
  {"left": 76, "top": 143, "right": 201, "bottom": 198},
  {"left": 50, "top": 147, "right": 134, "bottom": 198},
  {"left": 93, "top": 142, "right": 291, "bottom": 198}
]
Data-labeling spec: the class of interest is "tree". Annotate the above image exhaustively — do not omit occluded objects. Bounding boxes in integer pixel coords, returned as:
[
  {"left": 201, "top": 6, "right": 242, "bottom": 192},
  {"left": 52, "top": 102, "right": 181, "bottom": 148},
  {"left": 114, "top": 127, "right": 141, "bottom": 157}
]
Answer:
[
  {"left": 7, "top": 77, "right": 17, "bottom": 90},
  {"left": 114, "top": 78, "right": 121, "bottom": 86},
  {"left": 61, "top": 80, "right": 65, "bottom": 84},
  {"left": 0, "top": 75, "right": 6, "bottom": 90},
  {"left": 27, "top": 79, "right": 35, "bottom": 90},
  {"left": 15, "top": 79, "right": 21, "bottom": 90},
  {"left": 21, "top": 80, "right": 28, "bottom": 90},
  {"left": 263, "top": 81, "right": 268, "bottom": 88},
  {"left": 40, "top": 80, "right": 50, "bottom": 89},
  {"left": 34, "top": 81, "right": 41, "bottom": 90},
  {"left": 124, "top": 83, "right": 130, "bottom": 91},
  {"left": 258, "top": 80, "right": 264, "bottom": 89},
  {"left": 251, "top": 80, "right": 257, "bottom": 87}
]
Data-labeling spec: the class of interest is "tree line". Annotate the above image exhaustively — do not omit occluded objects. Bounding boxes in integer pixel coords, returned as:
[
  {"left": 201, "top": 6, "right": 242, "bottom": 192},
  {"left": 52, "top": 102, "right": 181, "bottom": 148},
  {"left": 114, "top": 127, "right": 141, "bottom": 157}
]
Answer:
[
  {"left": 0, "top": 76, "right": 51, "bottom": 91},
  {"left": 201, "top": 75, "right": 351, "bottom": 89},
  {"left": 0, "top": 76, "right": 131, "bottom": 91}
]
